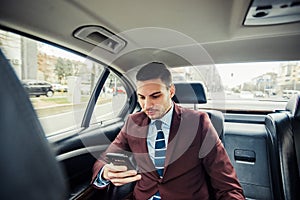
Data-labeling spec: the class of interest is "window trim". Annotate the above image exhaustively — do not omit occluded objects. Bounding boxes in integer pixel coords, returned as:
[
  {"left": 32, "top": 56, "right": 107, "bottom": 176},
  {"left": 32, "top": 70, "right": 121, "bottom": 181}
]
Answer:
[{"left": 81, "top": 67, "right": 110, "bottom": 128}]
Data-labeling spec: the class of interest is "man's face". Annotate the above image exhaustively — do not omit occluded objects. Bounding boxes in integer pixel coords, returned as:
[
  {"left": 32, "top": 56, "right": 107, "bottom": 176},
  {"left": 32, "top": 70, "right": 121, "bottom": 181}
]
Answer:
[{"left": 136, "top": 78, "right": 175, "bottom": 119}]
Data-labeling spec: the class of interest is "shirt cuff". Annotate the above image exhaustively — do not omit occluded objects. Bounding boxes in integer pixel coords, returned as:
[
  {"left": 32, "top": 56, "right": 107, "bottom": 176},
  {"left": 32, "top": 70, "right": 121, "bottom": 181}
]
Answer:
[{"left": 93, "top": 167, "right": 110, "bottom": 188}]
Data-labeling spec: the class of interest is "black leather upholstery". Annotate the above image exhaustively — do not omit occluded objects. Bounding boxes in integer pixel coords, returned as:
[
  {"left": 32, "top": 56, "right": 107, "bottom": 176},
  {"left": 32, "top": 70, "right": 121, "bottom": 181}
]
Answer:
[
  {"left": 0, "top": 50, "right": 67, "bottom": 199},
  {"left": 286, "top": 94, "right": 300, "bottom": 118},
  {"left": 173, "top": 82, "right": 224, "bottom": 139},
  {"left": 172, "top": 82, "right": 207, "bottom": 104},
  {"left": 265, "top": 94, "right": 300, "bottom": 200}
]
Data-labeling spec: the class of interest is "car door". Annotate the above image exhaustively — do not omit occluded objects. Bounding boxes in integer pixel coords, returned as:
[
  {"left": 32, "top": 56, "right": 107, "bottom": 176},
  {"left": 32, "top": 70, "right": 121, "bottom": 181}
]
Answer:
[
  {"left": 48, "top": 69, "right": 136, "bottom": 199},
  {"left": 49, "top": 69, "right": 137, "bottom": 199},
  {"left": 0, "top": 29, "right": 137, "bottom": 199},
  {"left": 30, "top": 81, "right": 42, "bottom": 95}
]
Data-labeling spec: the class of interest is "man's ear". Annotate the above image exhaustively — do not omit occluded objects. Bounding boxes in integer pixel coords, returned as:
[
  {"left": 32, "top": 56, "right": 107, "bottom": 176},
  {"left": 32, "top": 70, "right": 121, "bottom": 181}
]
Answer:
[{"left": 169, "top": 84, "right": 175, "bottom": 98}]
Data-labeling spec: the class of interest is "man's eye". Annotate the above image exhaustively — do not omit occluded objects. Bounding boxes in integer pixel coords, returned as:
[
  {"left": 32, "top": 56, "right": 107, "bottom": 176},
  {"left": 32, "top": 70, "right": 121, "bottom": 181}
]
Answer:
[
  {"left": 138, "top": 96, "right": 145, "bottom": 100},
  {"left": 152, "top": 95, "right": 160, "bottom": 99}
]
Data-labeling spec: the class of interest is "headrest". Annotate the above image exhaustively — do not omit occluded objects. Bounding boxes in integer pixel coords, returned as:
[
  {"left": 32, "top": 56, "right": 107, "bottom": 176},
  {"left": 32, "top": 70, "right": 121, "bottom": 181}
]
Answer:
[
  {"left": 172, "top": 82, "right": 207, "bottom": 104},
  {"left": 286, "top": 94, "right": 300, "bottom": 119}
]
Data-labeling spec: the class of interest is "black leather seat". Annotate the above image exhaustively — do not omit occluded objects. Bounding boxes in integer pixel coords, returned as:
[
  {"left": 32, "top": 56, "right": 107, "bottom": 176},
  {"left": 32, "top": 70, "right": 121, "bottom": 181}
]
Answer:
[
  {"left": 172, "top": 82, "right": 224, "bottom": 139},
  {"left": 265, "top": 94, "right": 300, "bottom": 200},
  {"left": 0, "top": 50, "right": 68, "bottom": 199}
]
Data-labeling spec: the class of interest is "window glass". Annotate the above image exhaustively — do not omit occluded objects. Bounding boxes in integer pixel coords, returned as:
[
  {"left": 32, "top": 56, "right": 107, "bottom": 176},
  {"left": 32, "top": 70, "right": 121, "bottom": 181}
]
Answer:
[
  {"left": 90, "top": 73, "right": 128, "bottom": 124},
  {"left": 170, "top": 62, "right": 300, "bottom": 112},
  {"left": 0, "top": 29, "right": 126, "bottom": 136}
]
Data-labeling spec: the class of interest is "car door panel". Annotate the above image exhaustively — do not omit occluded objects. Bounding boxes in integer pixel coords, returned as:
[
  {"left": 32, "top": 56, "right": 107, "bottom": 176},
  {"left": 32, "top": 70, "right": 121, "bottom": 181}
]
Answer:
[{"left": 50, "top": 119, "right": 125, "bottom": 199}]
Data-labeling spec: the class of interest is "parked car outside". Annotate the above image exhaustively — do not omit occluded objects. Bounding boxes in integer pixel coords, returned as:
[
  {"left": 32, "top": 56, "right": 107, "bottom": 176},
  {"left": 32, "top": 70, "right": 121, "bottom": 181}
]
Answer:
[
  {"left": 22, "top": 79, "right": 54, "bottom": 97},
  {"left": 254, "top": 91, "right": 265, "bottom": 98},
  {"left": 112, "top": 86, "right": 126, "bottom": 95},
  {"left": 52, "top": 83, "right": 68, "bottom": 92},
  {"left": 61, "top": 85, "right": 68, "bottom": 92},
  {"left": 282, "top": 90, "right": 300, "bottom": 99}
]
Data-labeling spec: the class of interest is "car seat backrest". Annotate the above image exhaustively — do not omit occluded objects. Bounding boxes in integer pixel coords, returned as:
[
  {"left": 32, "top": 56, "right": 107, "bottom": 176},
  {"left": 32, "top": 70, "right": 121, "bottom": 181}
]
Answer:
[
  {"left": 286, "top": 94, "right": 300, "bottom": 119},
  {"left": 265, "top": 94, "right": 300, "bottom": 200},
  {"left": 0, "top": 50, "right": 67, "bottom": 200},
  {"left": 172, "top": 82, "right": 224, "bottom": 139},
  {"left": 286, "top": 94, "right": 300, "bottom": 180}
]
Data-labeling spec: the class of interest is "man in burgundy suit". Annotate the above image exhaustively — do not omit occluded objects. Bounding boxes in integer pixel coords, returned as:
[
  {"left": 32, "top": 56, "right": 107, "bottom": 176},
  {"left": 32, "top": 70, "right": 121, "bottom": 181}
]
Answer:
[{"left": 92, "top": 62, "right": 245, "bottom": 199}]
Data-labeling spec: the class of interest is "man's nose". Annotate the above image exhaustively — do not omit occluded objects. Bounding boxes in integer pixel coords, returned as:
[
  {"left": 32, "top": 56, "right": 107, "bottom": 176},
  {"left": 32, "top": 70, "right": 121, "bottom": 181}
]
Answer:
[{"left": 144, "top": 97, "right": 153, "bottom": 109}]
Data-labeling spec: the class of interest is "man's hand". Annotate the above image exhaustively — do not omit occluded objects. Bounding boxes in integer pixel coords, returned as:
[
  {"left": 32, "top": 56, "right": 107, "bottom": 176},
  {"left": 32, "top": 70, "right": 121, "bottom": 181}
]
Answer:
[{"left": 102, "top": 163, "right": 142, "bottom": 186}]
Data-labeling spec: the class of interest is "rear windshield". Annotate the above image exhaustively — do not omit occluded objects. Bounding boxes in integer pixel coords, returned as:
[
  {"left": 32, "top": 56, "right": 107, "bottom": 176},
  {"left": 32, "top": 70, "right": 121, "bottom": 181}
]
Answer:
[{"left": 170, "top": 62, "right": 300, "bottom": 113}]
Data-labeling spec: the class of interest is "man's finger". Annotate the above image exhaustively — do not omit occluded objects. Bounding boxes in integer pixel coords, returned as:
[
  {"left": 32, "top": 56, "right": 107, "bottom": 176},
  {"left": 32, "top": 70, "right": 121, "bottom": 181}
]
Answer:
[
  {"left": 107, "top": 169, "right": 138, "bottom": 179},
  {"left": 111, "top": 174, "right": 142, "bottom": 186}
]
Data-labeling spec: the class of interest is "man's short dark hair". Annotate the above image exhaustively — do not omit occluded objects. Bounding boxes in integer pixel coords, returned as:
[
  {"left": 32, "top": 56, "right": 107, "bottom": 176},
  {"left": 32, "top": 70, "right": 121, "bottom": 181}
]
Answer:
[{"left": 136, "top": 62, "right": 172, "bottom": 87}]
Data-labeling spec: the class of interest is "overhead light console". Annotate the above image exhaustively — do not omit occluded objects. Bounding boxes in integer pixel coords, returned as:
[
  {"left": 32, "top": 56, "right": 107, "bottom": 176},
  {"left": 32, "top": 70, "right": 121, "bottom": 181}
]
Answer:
[
  {"left": 73, "top": 26, "right": 126, "bottom": 54},
  {"left": 244, "top": 0, "right": 300, "bottom": 25}
]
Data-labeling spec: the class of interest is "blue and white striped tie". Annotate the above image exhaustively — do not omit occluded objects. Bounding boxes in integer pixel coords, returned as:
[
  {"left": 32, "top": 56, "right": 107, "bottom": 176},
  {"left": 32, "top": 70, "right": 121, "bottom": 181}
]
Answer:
[
  {"left": 152, "top": 120, "right": 166, "bottom": 200},
  {"left": 154, "top": 120, "right": 166, "bottom": 177}
]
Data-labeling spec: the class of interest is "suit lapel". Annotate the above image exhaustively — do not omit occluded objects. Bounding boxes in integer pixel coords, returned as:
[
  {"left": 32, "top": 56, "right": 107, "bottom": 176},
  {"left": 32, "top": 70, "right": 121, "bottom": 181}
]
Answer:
[
  {"left": 130, "top": 113, "right": 158, "bottom": 175},
  {"left": 163, "top": 104, "right": 182, "bottom": 176},
  {"left": 132, "top": 105, "right": 185, "bottom": 179}
]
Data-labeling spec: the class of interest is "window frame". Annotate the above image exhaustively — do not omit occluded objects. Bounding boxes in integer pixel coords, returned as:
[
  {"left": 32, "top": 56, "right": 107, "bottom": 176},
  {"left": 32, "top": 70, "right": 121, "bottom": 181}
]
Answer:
[{"left": 0, "top": 27, "right": 138, "bottom": 137}]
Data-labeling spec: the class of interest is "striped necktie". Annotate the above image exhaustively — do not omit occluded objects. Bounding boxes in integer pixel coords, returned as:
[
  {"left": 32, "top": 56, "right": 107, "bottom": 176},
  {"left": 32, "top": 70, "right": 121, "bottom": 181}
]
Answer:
[
  {"left": 154, "top": 120, "right": 166, "bottom": 177},
  {"left": 152, "top": 120, "right": 166, "bottom": 200}
]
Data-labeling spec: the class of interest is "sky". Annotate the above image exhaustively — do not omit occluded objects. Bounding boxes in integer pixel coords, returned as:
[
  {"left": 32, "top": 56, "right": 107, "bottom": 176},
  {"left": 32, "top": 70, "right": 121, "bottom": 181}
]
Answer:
[
  {"left": 215, "top": 62, "right": 281, "bottom": 88},
  {"left": 38, "top": 43, "right": 85, "bottom": 62}
]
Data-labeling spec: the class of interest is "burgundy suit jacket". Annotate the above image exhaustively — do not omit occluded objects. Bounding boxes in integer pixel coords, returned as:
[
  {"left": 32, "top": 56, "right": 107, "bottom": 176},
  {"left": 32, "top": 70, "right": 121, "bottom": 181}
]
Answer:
[{"left": 92, "top": 103, "right": 245, "bottom": 200}]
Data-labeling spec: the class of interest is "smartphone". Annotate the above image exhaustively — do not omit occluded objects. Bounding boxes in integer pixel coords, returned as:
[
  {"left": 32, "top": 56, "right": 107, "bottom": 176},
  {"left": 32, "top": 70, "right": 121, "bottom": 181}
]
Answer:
[{"left": 106, "top": 152, "right": 136, "bottom": 170}]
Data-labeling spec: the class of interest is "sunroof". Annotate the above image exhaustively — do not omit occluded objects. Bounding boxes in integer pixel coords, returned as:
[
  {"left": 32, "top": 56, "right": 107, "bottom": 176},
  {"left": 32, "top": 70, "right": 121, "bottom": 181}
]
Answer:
[{"left": 244, "top": 0, "right": 300, "bottom": 25}]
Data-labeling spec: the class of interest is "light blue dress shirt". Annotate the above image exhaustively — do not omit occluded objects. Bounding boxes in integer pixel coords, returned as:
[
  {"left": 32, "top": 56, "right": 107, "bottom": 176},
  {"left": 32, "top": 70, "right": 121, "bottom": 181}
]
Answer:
[{"left": 147, "top": 104, "right": 173, "bottom": 165}]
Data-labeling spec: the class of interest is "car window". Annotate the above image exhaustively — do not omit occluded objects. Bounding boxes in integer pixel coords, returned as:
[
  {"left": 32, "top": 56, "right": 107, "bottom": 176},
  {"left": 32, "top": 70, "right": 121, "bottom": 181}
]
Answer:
[
  {"left": 0, "top": 29, "right": 128, "bottom": 136},
  {"left": 89, "top": 73, "right": 128, "bottom": 125},
  {"left": 170, "top": 62, "right": 299, "bottom": 112}
]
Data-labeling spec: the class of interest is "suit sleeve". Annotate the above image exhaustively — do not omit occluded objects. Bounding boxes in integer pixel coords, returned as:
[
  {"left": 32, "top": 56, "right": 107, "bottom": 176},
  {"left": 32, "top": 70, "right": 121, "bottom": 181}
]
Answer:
[{"left": 200, "top": 114, "right": 245, "bottom": 200}]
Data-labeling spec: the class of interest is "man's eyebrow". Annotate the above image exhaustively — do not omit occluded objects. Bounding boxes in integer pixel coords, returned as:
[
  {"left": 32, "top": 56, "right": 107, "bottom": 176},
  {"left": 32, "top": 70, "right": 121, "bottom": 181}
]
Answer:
[
  {"left": 137, "top": 91, "right": 161, "bottom": 97},
  {"left": 149, "top": 91, "right": 161, "bottom": 96}
]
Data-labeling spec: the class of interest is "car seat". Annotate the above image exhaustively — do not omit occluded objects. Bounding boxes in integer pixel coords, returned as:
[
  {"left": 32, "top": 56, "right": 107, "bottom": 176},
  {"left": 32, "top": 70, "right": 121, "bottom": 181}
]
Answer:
[
  {"left": 265, "top": 94, "right": 300, "bottom": 200},
  {"left": 0, "top": 49, "right": 68, "bottom": 200}
]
